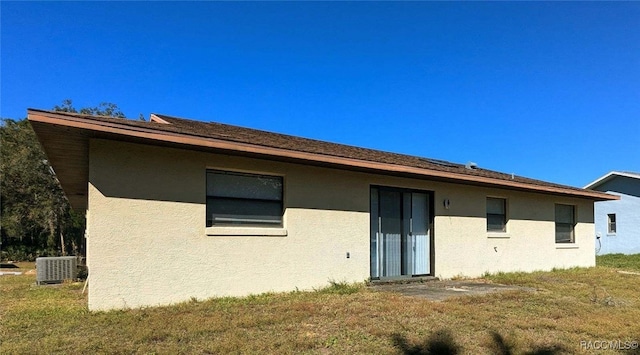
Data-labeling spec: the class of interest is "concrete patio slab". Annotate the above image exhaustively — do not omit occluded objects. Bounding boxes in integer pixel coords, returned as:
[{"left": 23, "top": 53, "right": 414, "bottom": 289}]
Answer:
[{"left": 370, "top": 279, "right": 535, "bottom": 301}]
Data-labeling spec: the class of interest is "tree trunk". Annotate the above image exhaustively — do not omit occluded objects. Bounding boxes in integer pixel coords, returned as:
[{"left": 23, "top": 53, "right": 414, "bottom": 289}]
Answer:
[
  {"left": 60, "top": 230, "right": 66, "bottom": 256},
  {"left": 71, "top": 238, "right": 77, "bottom": 256},
  {"left": 47, "top": 216, "right": 56, "bottom": 253}
]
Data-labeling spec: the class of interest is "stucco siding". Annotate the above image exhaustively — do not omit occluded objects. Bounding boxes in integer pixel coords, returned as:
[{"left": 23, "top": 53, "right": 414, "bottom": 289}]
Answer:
[
  {"left": 87, "top": 139, "right": 371, "bottom": 310},
  {"left": 87, "top": 139, "right": 596, "bottom": 310},
  {"left": 436, "top": 191, "right": 595, "bottom": 278},
  {"left": 366, "top": 175, "right": 595, "bottom": 278}
]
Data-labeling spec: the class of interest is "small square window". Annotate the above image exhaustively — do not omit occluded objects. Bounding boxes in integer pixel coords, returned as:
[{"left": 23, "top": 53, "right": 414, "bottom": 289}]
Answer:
[
  {"left": 555, "top": 204, "right": 575, "bottom": 243},
  {"left": 607, "top": 214, "right": 616, "bottom": 234},
  {"left": 487, "top": 197, "right": 507, "bottom": 232}
]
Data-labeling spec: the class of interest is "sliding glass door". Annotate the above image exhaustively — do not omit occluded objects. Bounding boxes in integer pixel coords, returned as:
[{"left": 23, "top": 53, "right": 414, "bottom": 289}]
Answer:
[{"left": 370, "top": 187, "right": 432, "bottom": 279}]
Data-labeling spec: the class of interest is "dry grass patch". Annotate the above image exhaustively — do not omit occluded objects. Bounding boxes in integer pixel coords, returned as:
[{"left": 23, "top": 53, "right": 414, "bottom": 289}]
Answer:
[{"left": 1, "top": 257, "right": 640, "bottom": 354}]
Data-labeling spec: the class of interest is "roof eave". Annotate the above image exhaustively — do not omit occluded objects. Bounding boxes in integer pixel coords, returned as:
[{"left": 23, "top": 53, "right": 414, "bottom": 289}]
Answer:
[
  {"left": 27, "top": 109, "right": 618, "bottom": 207},
  {"left": 584, "top": 171, "right": 640, "bottom": 189}
]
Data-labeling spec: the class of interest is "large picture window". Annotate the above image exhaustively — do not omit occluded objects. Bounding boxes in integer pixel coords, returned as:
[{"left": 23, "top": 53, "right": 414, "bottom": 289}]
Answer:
[
  {"left": 206, "top": 170, "right": 283, "bottom": 227},
  {"left": 486, "top": 197, "right": 507, "bottom": 232},
  {"left": 555, "top": 204, "right": 575, "bottom": 243}
]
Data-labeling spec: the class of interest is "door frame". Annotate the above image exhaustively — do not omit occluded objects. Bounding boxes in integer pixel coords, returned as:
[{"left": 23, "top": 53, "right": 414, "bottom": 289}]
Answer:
[{"left": 370, "top": 185, "right": 435, "bottom": 280}]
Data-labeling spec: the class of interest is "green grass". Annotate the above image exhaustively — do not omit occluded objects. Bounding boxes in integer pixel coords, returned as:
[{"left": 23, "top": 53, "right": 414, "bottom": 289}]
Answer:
[
  {"left": 597, "top": 253, "right": 640, "bottom": 271},
  {"left": 2, "top": 257, "right": 640, "bottom": 354}
]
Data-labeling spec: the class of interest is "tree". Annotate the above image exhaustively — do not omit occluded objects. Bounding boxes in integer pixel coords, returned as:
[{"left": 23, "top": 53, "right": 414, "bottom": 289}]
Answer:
[
  {"left": 53, "top": 99, "right": 125, "bottom": 118},
  {"left": 1, "top": 119, "right": 73, "bottom": 258},
  {"left": 1, "top": 100, "right": 125, "bottom": 260}
]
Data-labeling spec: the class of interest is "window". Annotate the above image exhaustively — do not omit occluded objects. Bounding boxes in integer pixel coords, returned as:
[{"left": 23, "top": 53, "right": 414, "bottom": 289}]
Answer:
[
  {"left": 607, "top": 214, "right": 616, "bottom": 234},
  {"left": 555, "top": 204, "right": 575, "bottom": 243},
  {"left": 206, "top": 170, "right": 283, "bottom": 227},
  {"left": 486, "top": 197, "right": 507, "bottom": 232}
]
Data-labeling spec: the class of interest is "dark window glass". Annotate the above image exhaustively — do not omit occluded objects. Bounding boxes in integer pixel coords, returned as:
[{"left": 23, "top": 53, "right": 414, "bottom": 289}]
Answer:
[
  {"left": 607, "top": 214, "right": 616, "bottom": 234},
  {"left": 487, "top": 198, "right": 507, "bottom": 232},
  {"left": 206, "top": 170, "right": 283, "bottom": 227},
  {"left": 555, "top": 204, "right": 575, "bottom": 243}
]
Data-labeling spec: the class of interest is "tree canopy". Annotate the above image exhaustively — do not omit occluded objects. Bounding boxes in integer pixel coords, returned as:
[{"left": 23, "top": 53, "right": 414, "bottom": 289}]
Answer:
[
  {"left": 1, "top": 100, "right": 126, "bottom": 260},
  {"left": 53, "top": 99, "right": 126, "bottom": 118}
]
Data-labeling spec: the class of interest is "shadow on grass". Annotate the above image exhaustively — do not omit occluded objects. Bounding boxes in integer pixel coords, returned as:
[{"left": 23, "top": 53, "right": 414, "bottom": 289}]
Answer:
[
  {"left": 0, "top": 263, "right": 19, "bottom": 268},
  {"left": 392, "top": 330, "right": 460, "bottom": 355},
  {"left": 392, "top": 330, "right": 567, "bottom": 355}
]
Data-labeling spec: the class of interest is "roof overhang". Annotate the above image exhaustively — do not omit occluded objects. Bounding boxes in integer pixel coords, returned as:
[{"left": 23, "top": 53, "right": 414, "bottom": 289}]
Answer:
[
  {"left": 584, "top": 171, "right": 640, "bottom": 190},
  {"left": 28, "top": 109, "right": 618, "bottom": 211}
]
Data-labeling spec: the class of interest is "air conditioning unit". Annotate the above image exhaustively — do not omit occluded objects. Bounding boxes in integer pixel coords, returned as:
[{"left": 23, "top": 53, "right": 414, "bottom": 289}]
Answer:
[{"left": 36, "top": 256, "right": 77, "bottom": 285}]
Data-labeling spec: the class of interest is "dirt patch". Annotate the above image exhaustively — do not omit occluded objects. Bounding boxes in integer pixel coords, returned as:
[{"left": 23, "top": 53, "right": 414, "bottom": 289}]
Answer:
[{"left": 371, "top": 279, "right": 535, "bottom": 301}]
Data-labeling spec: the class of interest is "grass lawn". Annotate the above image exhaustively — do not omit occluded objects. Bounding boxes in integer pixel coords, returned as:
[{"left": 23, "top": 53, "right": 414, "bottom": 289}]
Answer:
[
  {"left": 1, "top": 255, "right": 640, "bottom": 354},
  {"left": 596, "top": 253, "right": 640, "bottom": 272}
]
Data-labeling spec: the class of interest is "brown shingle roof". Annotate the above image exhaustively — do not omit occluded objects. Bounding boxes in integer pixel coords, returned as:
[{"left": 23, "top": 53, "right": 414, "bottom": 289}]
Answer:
[
  {"left": 27, "top": 108, "right": 616, "bottom": 210},
  {"left": 151, "top": 113, "right": 586, "bottom": 192}
]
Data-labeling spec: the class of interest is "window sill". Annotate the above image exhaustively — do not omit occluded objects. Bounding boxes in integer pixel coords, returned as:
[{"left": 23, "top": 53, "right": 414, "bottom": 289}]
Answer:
[
  {"left": 206, "top": 226, "right": 288, "bottom": 237},
  {"left": 487, "top": 233, "right": 510, "bottom": 239},
  {"left": 607, "top": 233, "right": 617, "bottom": 237},
  {"left": 555, "top": 244, "right": 579, "bottom": 249}
]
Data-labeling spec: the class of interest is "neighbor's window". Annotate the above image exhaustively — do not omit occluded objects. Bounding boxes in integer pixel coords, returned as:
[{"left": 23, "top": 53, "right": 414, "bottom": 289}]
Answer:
[
  {"left": 607, "top": 214, "right": 616, "bottom": 234},
  {"left": 555, "top": 204, "right": 575, "bottom": 243},
  {"left": 486, "top": 197, "right": 507, "bottom": 232},
  {"left": 206, "top": 170, "right": 283, "bottom": 227}
]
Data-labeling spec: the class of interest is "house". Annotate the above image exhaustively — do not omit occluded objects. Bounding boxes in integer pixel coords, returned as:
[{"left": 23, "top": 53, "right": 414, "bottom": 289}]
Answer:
[
  {"left": 584, "top": 171, "right": 640, "bottom": 255},
  {"left": 28, "top": 109, "right": 616, "bottom": 311}
]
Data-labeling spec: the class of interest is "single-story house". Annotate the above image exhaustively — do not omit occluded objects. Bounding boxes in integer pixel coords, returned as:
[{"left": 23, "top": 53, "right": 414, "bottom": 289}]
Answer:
[
  {"left": 585, "top": 171, "right": 640, "bottom": 255},
  {"left": 28, "top": 109, "right": 616, "bottom": 311}
]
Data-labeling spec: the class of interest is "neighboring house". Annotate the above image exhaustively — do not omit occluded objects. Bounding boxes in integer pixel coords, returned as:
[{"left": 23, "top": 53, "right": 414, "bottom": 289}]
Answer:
[
  {"left": 585, "top": 171, "right": 640, "bottom": 255},
  {"left": 28, "top": 109, "right": 615, "bottom": 311}
]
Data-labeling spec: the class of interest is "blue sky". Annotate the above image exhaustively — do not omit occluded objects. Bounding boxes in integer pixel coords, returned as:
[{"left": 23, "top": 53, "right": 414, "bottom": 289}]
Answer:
[{"left": 2, "top": 1, "right": 638, "bottom": 188}]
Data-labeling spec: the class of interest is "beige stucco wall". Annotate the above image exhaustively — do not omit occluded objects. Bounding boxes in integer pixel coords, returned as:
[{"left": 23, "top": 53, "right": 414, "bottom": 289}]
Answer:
[
  {"left": 366, "top": 175, "right": 595, "bottom": 279},
  {"left": 87, "top": 139, "right": 595, "bottom": 310}
]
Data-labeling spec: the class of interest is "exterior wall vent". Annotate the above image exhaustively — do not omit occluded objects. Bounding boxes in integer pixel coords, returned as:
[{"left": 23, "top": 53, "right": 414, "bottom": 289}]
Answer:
[
  {"left": 465, "top": 162, "right": 478, "bottom": 170},
  {"left": 36, "top": 256, "right": 77, "bottom": 285}
]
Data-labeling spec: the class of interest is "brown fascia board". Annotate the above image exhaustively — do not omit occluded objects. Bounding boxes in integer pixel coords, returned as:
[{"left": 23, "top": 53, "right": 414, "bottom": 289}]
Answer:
[{"left": 27, "top": 109, "right": 618, "bottom": 202}]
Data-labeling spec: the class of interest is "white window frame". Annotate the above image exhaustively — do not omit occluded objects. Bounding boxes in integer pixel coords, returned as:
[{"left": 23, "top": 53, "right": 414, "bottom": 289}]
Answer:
[{"left": 607, "top": 213, "right": 616, "bottom": 234}]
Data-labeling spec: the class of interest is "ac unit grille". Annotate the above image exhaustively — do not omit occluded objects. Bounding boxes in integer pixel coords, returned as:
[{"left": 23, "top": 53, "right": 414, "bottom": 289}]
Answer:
[{"left": 36, "top": 256, "right": 77, "bottom": 285}]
